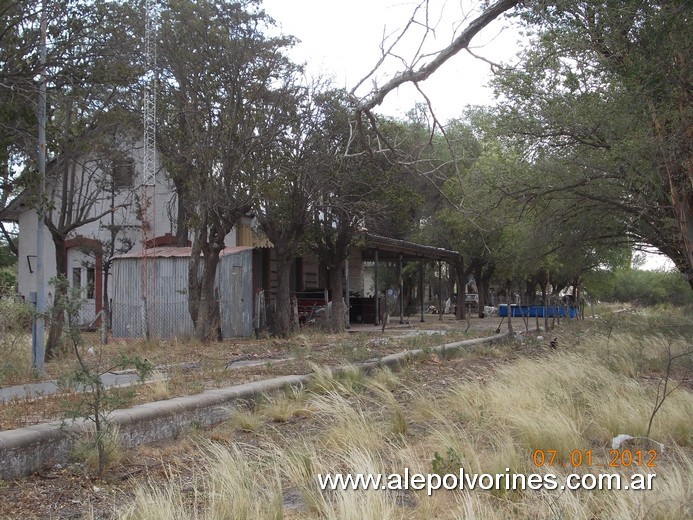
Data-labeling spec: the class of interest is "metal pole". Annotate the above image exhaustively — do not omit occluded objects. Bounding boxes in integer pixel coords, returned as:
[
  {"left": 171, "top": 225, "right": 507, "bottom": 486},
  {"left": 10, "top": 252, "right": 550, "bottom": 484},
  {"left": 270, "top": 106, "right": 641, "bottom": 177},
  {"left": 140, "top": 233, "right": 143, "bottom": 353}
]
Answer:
[{"left": 32, "top": 0, "right": 48, "bottom": 371}]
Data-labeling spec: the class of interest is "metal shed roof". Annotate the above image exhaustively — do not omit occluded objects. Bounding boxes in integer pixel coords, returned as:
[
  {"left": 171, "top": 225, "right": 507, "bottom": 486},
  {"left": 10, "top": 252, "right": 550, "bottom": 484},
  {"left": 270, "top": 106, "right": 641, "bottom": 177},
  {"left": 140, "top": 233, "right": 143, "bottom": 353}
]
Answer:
[{"left": 112, "top": 245, "right": 253, "bottom": 260}]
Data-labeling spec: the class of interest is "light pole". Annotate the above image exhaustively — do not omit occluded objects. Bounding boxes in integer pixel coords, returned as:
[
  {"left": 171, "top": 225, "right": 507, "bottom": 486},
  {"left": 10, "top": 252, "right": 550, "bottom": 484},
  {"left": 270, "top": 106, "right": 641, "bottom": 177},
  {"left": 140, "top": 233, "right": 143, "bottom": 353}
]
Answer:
[{"left": 32, "top": 0, "right": 48, "bottom": 371}]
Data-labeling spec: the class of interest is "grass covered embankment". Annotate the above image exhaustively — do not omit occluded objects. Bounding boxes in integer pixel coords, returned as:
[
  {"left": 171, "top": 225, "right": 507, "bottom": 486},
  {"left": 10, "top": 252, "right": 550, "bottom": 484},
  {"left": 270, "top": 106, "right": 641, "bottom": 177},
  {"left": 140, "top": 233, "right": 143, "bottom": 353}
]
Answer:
[{"left": 119, "top": 307, "right": 692, "bottom": 520}]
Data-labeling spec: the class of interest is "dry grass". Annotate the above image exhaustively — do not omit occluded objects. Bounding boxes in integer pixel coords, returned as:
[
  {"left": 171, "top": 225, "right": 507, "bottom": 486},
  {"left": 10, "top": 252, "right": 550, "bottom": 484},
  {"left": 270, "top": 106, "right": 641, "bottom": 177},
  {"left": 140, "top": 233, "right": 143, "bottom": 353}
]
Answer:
[
  {"left": 260, "top": 390, "right": 312, "bottom": 422},
  {"left": 228, "top": 406, "right": 262, "bottom": 433},
  {"left": 120, "top": 443, "right": 285, "bottom": 520},
  {"left": 71, "top": 423, "right": 127, "bottom": 473},
  {"left": 0, "top": 314, "right": 500, "bottom": 430},
  {"left": 0, "top": 298, "right": 34, "bottom": 385},
  {"left": 143, "top": 371, "right": 172, "bottom": 401},
  {"left": 120, "top": 313, "right": 692, "bottom": 519}
]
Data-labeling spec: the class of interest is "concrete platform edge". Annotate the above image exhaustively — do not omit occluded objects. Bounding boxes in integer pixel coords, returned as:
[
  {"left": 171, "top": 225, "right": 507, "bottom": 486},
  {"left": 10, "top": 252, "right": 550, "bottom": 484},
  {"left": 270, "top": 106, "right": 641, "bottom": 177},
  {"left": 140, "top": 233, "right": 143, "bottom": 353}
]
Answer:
[{"left": 0, "top": 331, "right": 508, "bottom": 479}]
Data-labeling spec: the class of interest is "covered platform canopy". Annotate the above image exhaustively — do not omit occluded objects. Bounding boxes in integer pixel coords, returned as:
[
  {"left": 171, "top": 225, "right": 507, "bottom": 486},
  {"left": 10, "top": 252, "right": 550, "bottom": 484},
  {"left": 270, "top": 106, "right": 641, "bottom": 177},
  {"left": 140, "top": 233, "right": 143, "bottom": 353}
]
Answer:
[
  {"left": 357, "top": 231, "right": 460, "bottom": 262},
  {"left": 351, "top": 230, "right": 460, "bottom": 326}
]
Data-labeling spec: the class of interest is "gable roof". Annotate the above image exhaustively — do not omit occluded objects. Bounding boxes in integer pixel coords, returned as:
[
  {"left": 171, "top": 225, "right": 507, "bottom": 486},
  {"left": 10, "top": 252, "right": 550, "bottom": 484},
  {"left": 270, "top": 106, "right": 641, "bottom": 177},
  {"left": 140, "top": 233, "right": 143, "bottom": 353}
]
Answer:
[{"left": 1, "top": 190, "right": 30, "bottom": 222}]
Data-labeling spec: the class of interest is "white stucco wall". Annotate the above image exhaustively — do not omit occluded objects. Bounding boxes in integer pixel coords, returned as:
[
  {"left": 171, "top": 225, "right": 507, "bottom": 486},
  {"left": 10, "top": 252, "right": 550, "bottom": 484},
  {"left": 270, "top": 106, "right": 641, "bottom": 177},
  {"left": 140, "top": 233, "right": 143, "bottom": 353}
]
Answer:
[{"left": 14, "top": 141, "right": 178, "bottom": 323}]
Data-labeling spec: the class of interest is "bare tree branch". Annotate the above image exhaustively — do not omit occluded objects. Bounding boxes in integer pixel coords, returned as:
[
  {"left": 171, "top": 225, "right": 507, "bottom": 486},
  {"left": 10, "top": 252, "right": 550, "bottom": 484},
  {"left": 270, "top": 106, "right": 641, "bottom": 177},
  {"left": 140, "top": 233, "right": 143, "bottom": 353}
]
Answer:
[{"left": 353, "top": 0, "right": 519, "bottom": 114}]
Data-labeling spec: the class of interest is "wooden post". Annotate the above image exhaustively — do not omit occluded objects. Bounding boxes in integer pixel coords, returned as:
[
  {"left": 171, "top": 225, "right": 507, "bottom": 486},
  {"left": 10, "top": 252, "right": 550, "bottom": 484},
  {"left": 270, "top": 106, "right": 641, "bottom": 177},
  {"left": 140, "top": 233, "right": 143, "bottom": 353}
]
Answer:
[
  {"left": 374, "top": 249, "right": 379, "bottom": 326},
  {"left": 419, "top": 258, "right": 425, "bottom": 322},
  {"left": 398, "top": 253, "right": 404, "bottom": 324},
  {"left": 345, "top": 256, "right": 350, "bottom": 329},
  {"left": 438, "top": 261, "right": 443, "bottom": 321}
]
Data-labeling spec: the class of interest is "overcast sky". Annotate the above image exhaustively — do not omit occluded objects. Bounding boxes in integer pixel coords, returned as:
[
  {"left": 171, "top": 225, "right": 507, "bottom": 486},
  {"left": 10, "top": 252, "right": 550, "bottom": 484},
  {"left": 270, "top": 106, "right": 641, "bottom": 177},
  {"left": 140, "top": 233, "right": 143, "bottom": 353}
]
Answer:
[{"left": 262, "top": 0, "right": 523, "bottom": 121}]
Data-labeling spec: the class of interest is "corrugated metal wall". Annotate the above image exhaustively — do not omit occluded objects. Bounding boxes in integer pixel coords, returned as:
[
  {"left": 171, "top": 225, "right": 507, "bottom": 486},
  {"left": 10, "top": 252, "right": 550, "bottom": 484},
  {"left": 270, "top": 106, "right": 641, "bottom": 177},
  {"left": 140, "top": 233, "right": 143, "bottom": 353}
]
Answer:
[
  {"left": 111, "top": 250, "right": 253, "bottom": 339},
  {"left": 218, "top": 250, "right": 253, "bottom": 338},
  {"left": 111, "top": 256, "right": 195, "bottom": 338}
]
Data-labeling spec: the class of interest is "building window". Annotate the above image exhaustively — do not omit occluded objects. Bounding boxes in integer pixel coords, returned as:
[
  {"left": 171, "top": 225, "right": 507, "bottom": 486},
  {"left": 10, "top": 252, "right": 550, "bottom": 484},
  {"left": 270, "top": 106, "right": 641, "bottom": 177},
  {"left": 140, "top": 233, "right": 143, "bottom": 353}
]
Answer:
[
  {"left": 112, "top": 155, "right": 135, "bottom": 188},
  {"left": 86, "top": 267, "right": 95, "bottom": 299},
  {"left": 72, "top": 267, "right": 82, "bottom": 290}
]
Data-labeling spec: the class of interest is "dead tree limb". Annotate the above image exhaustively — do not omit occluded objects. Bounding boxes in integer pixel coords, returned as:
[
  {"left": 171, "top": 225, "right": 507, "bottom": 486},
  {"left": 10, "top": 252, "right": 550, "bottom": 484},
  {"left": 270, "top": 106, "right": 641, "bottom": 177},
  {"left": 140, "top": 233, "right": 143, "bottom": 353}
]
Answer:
[{"left": 353, "top": 0, "right": 519, "bottom": 114}]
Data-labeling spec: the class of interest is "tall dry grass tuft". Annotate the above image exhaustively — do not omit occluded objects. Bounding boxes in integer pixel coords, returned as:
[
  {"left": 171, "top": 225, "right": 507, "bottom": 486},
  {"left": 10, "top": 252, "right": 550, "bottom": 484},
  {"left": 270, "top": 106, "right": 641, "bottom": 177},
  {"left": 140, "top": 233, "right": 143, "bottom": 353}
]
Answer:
[
  {"left": 320, "top": 450, "right": 402, "bottom": 520},
  {"left": 369, "top": 365, "right": 401, "bottom": 391},
  {"left": 366, "top": 380, "right": 408, "bottom": 437},
  {"left": 445, "top": 342, "right": 692, "bottom": 452},
  {"left": 274, "top": 441, "right": 326, "bottom": 514},
  {"left": 260, "top": 391, "right": 312, "bottom": 422},
  {"left": 121, "top": 443, "right": 284, "bottom": 520},
  {"left": 429, "top": 420, "right": 482, "bottom": 474},
  {"left": 333, "top": 364, "right": 368, "bottom": 394},
  {"left": 583, "top": 330, "right": 691, "bottom": 379},
  {"left": 120, "top": 478, "right": 194, "bottom": 520},
  {"left": 204, "top": 443, "right": 284, "bottom": 520},
  {"left": 308, "top": 362, "right": 338, "bottom": 394},
  {"left": 120, "top": 320, "right": 691, "bottom": 520},
  {"left": 228, "top": 406, "right": 262, "bottom": 433},
  {"left": 144, "top": 371, "right": 172, "bottom": 401},
  {"left": 72, "top": 423, "right": 126, "bottom": 473},
  {"left": 311, "top": 390, "right": 386, "bottom": 453}
]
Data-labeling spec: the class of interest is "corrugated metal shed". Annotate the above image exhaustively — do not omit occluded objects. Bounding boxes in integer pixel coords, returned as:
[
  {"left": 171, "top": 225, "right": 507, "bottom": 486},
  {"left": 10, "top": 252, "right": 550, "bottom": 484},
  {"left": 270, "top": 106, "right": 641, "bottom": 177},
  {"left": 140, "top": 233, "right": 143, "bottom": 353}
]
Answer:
[{"left": 111, "top": 246, "right": 253, "bottom": 339}]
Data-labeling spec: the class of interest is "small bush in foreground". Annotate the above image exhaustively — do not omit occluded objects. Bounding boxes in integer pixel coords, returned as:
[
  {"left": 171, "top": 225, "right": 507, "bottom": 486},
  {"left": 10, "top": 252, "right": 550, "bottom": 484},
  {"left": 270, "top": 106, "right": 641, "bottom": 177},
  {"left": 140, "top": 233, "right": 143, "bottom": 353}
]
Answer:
[{"left": 0, "top": 297, "right": 34, "bottom": 385}]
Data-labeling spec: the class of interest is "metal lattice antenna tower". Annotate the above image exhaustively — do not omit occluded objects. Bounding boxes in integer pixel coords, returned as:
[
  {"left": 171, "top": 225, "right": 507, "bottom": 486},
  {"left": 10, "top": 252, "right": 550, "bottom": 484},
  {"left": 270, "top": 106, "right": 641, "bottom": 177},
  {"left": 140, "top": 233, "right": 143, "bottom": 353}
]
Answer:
[
  {"left": 143, "top": 0, "right": 157, "bottom": 187},
  {"left": 142, "top": 0, "right": 158, "bottom": 339}
]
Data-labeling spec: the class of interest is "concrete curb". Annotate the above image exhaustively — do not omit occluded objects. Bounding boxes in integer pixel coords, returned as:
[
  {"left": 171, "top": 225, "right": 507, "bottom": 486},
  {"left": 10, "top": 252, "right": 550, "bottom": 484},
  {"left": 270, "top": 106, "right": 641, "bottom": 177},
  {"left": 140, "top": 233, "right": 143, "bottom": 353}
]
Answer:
[{"left": 0, "top": 331, "right": 509, "bottom": 479}]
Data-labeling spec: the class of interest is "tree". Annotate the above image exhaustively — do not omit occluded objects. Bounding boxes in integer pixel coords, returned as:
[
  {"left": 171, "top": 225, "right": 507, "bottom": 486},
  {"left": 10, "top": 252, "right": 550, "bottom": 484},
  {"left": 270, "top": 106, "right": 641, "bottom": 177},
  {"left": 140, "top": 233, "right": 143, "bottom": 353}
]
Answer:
[
  {"left": 253, "top": 83, "right": 318, "bottom": 338},
  {"left": 156, "top": 0, "right": 300, "bottom": 340},
  {"left": 348, "top": 0, "right": 691, "bottom": 294},
  {"left": 22, "top": 0, "right": 142, "bottom": 358},
  {"left": 306, "top": 91, "right": 397, "bottom": 332},
  {"left": 409, "top": 107, "right": 634, "bottom": 322},
  {"left": 1, "top": 0, "right": 43, "bottom": 226},
  {"left": 501, "top": 0, "right": 692, "bottom": 286}
]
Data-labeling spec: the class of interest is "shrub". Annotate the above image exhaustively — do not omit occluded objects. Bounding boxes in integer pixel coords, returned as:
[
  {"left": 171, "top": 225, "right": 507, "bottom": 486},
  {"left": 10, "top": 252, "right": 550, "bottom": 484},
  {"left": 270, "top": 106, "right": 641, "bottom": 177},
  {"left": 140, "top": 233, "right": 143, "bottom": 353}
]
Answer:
[
  {"left": 0, "top": 297, "right": 34, "bottom": 384},
  {"left": 586, "top": 268, "right": 693, "bottom": 306},
  {"left": 0, "top": 268, "right": 17, "bottom": 297}
]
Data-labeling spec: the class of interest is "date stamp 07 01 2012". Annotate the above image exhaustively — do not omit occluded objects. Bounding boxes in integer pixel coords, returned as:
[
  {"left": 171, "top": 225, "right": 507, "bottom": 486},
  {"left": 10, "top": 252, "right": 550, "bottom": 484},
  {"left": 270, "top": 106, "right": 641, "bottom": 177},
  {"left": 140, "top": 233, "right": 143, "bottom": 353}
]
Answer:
[{"left": 532, "top": 449, "right": 658, "bottom": 469}]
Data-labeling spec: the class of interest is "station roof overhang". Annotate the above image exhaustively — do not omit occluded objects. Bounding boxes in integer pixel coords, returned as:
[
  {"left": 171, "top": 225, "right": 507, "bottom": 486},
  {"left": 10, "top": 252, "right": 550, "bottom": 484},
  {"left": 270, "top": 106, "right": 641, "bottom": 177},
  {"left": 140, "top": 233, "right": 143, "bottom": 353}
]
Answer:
[{"left": 356, "top": 230, "right": 460, "bottom": 263}]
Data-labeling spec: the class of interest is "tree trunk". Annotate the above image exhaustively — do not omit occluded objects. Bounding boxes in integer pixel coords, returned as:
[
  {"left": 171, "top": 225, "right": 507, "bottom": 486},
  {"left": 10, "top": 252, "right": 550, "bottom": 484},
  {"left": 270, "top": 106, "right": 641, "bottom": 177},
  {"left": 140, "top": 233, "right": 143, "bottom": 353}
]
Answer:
[
  {"left": 101, "top": 260, "right": 110, "bottom": 345},
  {"left": 188, "top": 239, "right": 221, "bottom": 342},
  {"left": 328, "top": 260, "right": 346, "bottom": 333},
  {"left": 194, "top": 268, "right": 219, "bottom": 342},
  {"left": 46, "top": 235, "right": 67, "bottom": 360},
  {"left": 273, "top": 249, "right": 293, "bottom": 338},
  {"left": 648, "top": 93, "right": 693, "bottom": 287},
  {"left": 455, "top": 259, "right": 465, "bottom": 320},
  {"left": 175, "top": 197, "right": 189, "bottom": 246},
  {"left": 477, "top": 276, "right": 486, "bottom": 318}
]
